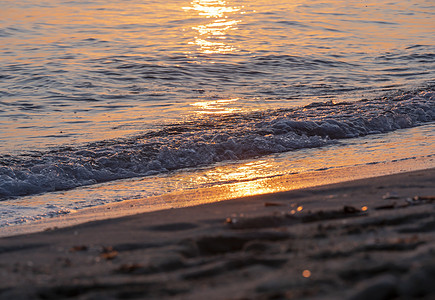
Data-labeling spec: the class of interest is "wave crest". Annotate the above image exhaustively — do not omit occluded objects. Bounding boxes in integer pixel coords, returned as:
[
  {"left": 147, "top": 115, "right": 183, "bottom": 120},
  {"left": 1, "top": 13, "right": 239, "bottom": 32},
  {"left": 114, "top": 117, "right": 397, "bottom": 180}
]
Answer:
[{"left": 1, "top": 88, "right": 433, "bottom": 199}]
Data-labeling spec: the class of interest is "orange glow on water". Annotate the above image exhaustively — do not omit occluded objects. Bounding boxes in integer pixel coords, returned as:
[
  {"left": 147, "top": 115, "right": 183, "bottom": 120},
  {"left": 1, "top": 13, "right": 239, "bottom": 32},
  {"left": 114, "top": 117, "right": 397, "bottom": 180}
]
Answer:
[
  {"left": 183, "top": 0, "right": 243, "bottom": 54},
  {"left": 183, "top": 0, "right": 241, "bottom": 18},
  {"left": 191, "top": 98, "right": 241, "bottom": 114},
  {"left": 1, "top": 0, "right": 434, "bottom": 153},
  {"left": 2, "top": 0, "right": 432, "bottom": 61}
]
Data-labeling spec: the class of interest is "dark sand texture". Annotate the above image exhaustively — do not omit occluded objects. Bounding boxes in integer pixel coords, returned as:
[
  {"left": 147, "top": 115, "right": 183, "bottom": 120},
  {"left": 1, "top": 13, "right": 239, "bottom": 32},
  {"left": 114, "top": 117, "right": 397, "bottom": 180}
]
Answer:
[{"left": 0, "top": 168, "right": 434, "bottom": 299}]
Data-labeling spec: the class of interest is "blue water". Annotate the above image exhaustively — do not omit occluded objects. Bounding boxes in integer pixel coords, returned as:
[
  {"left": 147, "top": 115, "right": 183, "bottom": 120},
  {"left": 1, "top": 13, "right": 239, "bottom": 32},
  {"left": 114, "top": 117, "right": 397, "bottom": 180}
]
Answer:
[{"left": 0, "top": 0, "right": 434, "bottom": 227}]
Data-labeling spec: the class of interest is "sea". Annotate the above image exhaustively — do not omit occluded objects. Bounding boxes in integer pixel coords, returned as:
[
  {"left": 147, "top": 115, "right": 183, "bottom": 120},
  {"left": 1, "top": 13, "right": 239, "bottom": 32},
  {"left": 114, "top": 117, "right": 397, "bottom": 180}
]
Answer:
[{"left": 0, "top": 0, "right": 434, "bottom": 229}]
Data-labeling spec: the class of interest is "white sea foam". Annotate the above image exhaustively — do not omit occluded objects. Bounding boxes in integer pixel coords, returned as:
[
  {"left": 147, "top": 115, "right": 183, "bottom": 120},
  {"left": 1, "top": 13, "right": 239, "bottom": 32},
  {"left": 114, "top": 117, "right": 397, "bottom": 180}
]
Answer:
[{"left": 0, "top": 88, "right": 433, "bottom": 200}]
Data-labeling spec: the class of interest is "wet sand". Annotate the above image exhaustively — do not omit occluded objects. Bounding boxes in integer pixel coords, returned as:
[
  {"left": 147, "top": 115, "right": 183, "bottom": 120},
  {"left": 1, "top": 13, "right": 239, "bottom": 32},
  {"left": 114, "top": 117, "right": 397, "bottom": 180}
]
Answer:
[{"left": 0, "top": 168, "right": 434, "bottom": 299}]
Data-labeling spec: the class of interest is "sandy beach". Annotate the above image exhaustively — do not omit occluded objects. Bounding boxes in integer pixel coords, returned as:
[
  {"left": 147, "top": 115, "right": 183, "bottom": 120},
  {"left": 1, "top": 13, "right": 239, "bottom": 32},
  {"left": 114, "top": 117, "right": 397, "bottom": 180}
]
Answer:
[{"left": 0, "top": 168, "right": 434, "bottom": 299}]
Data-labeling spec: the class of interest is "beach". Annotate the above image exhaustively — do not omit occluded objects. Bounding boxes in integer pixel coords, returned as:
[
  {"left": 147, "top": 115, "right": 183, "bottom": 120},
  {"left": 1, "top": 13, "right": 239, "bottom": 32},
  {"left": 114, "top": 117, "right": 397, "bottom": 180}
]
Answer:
[
  {"left": 1, "top": 0, "right": 434, "bottom": 299},
  {"left": 1, "top": 167, "right": 434, "bottom": 299},
  {"left": 1, "top": 0, "right": 434, "bottom": 237}
]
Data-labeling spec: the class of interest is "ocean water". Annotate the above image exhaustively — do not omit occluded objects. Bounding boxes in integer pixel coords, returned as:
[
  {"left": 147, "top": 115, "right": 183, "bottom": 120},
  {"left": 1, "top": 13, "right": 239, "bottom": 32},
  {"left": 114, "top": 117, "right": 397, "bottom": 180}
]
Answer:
[{"left": 0, "top": 0, "right": 434, "bottom": 227}]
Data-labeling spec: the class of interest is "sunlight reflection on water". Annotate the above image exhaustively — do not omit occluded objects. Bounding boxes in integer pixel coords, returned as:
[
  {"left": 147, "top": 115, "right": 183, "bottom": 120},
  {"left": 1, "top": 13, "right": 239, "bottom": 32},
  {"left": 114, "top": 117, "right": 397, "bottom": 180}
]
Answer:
[
  {"left": 1, "top": 0, "right": 433, "bottom": 152},
  {"left": 183, "top": 0, "right": 243, "bottom": 54},
  {"left": 0, "top": 0, "right": 434, "bottom": 230}
]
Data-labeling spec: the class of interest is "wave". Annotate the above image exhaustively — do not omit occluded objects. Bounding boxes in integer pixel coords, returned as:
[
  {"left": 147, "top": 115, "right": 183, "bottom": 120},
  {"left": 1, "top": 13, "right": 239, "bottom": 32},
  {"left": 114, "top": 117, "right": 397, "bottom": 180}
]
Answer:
[{"left": 0, "top": 87, "right": 434, "bottom": 200}]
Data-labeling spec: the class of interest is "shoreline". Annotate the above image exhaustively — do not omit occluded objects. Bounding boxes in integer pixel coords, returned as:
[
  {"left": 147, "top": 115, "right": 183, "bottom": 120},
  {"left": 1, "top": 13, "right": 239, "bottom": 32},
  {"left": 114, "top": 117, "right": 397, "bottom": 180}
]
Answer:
[
  {"left": 1, "top": 166, "right": 434, "bottom": 299},
  {"left": 1, "top": 155, "right": 434, "bottom": 238}
]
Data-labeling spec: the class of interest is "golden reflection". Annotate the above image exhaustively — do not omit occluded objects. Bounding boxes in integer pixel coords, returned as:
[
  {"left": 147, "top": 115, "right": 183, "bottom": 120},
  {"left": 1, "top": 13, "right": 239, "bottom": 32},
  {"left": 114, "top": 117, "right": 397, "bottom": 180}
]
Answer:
[
  {"left": 207, "top": 160, "right": 275, "bottom": 182},
  {"left": 191, "top": 98, "right": 241, "bottom": 114},
  {"left": 226, "top": 179, "right": 278, "bottom": 198},
  {"left": 183, "top": 0, "right": 240, "bottom": 18},
  {"left": 203, "top": 160, "right": 286, "bottom": 198},
  {"left": 193, "top": 19, "right": 241, "bottom": 36},
  {"left": 183, "top": 0, "right": 242, "bottom": 54}
]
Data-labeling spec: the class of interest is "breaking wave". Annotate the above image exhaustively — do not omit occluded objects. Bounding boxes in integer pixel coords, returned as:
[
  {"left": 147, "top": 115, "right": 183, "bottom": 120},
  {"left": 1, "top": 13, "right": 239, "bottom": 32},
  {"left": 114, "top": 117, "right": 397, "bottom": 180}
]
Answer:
[{"left": 0, "top": 87, "right": 434, "bottom": 200}]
